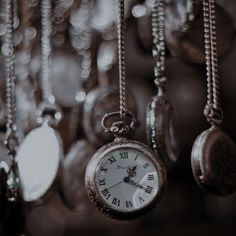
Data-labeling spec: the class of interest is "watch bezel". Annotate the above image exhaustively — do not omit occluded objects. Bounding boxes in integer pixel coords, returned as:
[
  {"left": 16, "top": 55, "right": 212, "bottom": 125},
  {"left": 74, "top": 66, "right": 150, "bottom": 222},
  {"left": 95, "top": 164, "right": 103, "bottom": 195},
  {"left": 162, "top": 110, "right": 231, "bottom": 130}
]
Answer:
[{"left": 85, "top": 138, "right": 166, "bottom": 220}]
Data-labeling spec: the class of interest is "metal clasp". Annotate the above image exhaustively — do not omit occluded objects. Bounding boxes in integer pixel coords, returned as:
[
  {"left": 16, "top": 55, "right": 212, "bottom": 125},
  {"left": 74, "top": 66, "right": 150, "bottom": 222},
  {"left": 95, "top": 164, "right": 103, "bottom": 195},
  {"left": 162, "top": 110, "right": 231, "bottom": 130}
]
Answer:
[{"left": 101, "top": 111, "right": 136, "bottom": 138}]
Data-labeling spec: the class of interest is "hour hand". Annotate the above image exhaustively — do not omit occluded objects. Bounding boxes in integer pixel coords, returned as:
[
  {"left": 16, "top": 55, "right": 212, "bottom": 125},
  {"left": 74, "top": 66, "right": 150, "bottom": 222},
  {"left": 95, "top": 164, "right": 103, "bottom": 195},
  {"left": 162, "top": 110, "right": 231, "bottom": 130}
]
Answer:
[{"left": 124, "top": 177, "right": 144, "bottom": 189}]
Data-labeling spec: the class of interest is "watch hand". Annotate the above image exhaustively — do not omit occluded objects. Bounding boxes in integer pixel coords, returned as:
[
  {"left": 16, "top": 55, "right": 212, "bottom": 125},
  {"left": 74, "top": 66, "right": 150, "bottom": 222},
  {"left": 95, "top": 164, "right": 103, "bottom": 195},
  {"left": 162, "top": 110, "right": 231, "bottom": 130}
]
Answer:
[
  {"left": 107, "top": 180, "right": 124, "bottom": 190},
  {"left": 124, "top": 177, "right": 144, "bottom": 189}
]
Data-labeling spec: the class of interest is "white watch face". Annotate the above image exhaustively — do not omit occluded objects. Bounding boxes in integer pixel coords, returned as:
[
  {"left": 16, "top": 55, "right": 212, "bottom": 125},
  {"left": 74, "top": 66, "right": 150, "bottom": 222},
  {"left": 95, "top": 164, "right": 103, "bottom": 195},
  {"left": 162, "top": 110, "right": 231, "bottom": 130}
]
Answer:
[{"left": 95, "top": 148, "right": 159, "bottom": 212}]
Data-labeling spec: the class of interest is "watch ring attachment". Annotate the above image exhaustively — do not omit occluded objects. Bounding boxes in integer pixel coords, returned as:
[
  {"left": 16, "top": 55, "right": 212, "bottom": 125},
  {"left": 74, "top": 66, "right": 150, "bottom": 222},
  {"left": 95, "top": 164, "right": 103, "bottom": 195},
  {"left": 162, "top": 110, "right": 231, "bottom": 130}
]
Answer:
[{"left": 101, "top": 111, "right": 136, "bottom": 137}]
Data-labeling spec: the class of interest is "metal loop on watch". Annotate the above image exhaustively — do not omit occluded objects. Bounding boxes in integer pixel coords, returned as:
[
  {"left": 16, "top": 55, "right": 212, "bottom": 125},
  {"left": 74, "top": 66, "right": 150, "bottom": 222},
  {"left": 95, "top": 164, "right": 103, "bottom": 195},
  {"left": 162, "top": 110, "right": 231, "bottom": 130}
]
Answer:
[
  {"left": 204, "top": 103, "right": 223, "bottom": 126},
  {"left": 101, "top": 111, "right": 136, "bottom": 137},
  {"left": 36, "top": 101, "right": 63, "bottom": 127}
]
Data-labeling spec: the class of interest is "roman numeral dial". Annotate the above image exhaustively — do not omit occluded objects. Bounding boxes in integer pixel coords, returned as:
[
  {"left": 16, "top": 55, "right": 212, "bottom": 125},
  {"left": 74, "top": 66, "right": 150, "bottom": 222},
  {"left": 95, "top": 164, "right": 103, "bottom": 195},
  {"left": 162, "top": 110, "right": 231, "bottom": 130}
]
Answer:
[{"left": 94, "top": 148, "right": 159, "bottom": 212}]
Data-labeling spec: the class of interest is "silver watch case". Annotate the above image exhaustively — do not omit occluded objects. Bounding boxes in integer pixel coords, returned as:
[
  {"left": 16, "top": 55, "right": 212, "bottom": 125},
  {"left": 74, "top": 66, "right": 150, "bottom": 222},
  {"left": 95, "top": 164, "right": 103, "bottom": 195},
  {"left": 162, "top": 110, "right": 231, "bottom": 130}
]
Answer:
[
  {"left": 191, "top": 127, "right": 236, "bottom": 196},
  {"left": 146, "top": 95, "right": 179, "bottom": 169},
  {"left": 85, "top": 138, "right": 166, "bottom": 220}
]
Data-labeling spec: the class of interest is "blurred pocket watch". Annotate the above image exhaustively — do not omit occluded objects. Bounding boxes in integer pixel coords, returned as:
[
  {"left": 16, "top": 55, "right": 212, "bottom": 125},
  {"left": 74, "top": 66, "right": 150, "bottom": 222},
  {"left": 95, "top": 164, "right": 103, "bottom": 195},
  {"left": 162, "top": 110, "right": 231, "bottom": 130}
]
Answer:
[
  {"left": 61, "top": 139, "right": 96, "bottom": 210},
  {"left": 16, "top": 0, "right": 64, "bottom": 204},
  {"left": 132, "top": 0, "right": 234, "bottom": 64},
  {"left": 132, "top": 0, "right": 201, "bottom": 53}
]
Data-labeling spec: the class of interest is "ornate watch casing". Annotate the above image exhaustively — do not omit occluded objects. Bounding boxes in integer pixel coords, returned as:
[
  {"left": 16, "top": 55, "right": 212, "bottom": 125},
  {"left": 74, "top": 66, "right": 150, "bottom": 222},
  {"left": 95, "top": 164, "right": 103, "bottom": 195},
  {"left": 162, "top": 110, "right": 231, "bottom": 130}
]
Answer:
[
  {"left": 191, "top": 127, "right": 236, "bottom": 196},
  {"left": 146, "top": 94, "right": 179, "bottom": 169},
  {"left": 85, "top": 138, "right": 166, "bottom": 220}
]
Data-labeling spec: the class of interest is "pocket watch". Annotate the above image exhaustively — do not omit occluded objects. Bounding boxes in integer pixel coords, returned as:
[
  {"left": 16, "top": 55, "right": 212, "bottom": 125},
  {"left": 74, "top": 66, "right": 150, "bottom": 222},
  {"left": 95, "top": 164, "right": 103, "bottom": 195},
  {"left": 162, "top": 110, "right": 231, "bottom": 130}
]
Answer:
[
  {"left": 86, "top": 0, "right": 166, "bottom": 220},
  {"left": 191, "top": 0, "right": 236, "bottom": 196},
  {"left": 16, "top": 114, "right": 63, "bottom": 203},
  {"left": 61, "top": 139, "right": 96, "bottom": 210},
  {"left": 16, "top": 0, "right": 64, "bottom": 203},
  {"left": 85, "top": 112, "right": 166, "bottom": 220},
  {"left": 146, "top": 0, "right": 179, "bottom": 169},
  {"left": 147, "top": 94, "right": 179, "bottom": 168},
  {"left": 191, "top": 127, "right": 236, "bottom": 196}
]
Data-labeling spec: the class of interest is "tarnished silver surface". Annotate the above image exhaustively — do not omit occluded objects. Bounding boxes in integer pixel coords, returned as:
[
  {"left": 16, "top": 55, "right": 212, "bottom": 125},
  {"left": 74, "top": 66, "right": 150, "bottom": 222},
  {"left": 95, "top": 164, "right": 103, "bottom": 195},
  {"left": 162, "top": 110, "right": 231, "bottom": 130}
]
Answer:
[
  {"left": 191, "top": 127, "right": 236, "bottom": 196},
  {"left": 61, "top": 140, "right": 96, "bottom": 210},
  {"left": 16, "top": 123, "right": 63, "bottom": 203},
  {"left": 85, "top": 138, "right": 166, "bottom": 220},
  {"left": 146, "top": 95, "right": 179, "bottom": 169}
]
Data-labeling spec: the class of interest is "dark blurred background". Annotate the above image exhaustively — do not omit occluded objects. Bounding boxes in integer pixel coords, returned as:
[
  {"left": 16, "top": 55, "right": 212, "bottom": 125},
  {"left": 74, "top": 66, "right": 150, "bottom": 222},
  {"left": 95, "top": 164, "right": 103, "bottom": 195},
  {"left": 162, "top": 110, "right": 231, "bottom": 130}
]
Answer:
[{"left": 1, "top": 0, "right": 236, "bottom": 235}]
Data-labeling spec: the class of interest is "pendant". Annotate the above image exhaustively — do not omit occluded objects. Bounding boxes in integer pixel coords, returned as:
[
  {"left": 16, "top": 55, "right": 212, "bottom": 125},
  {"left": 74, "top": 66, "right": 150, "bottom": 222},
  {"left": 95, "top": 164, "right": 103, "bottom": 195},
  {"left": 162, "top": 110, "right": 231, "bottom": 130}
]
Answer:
[
  {"left": 191, "top": 127, "right": 236, "bottom": 196},
  {"left": 85, "top": 112, "right": 166, "bottom": 220},
  {"left": 83, "top": 86, "right": 136, "bottom": 147},
  {"left": 61, "top": 139, "right": 96, "bottom": 210},
  {"left": 16, "top": 122, "right": 63, "bottom": 202},
  {"left": 146, "top": 94, "right": 179, "bottom": 169}
]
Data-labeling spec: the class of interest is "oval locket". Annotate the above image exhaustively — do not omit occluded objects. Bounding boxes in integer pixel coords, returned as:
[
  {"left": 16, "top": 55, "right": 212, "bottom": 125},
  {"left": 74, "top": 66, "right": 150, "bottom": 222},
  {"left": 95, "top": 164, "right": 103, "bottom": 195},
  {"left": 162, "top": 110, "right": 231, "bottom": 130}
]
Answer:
[
  {"left": 191, "top": 127, "right": 236, "bottom": 196},
  {"left": 16, "top": 122, "right": 63, "bottom": 202},
  {"left": 146, "top": 95, "right": 179, "bottom": 169}
]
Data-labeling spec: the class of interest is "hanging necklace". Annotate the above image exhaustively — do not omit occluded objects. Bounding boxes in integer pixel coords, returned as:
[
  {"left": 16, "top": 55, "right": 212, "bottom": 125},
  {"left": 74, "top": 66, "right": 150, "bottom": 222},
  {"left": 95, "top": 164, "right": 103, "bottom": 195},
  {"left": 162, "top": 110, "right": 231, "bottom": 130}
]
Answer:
[
  {"left": 85, "top": 0, "right": 166, "bottom": 220},
  {"left": 1, "top": 0, "right": 25, "bottom": 234},
  {"left": 191, "top": 0, "right": 236, "bottom": 196},
  {"left": 15, "top": 0, "right": 63, "bottom": 203},
  {"left": 146, "top": 0, "right": 179, "bottom": 170}
]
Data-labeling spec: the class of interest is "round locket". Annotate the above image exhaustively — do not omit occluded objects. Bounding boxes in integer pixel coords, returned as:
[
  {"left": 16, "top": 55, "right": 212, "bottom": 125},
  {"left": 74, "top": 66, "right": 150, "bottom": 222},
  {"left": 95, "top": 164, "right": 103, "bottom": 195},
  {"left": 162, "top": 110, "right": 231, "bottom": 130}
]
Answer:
[
  {"left": 146, "top": 95, "right": 179, "bottom": 169},
  {"left": 191, "top": 127, "right": 236, "bottom": 196},
  {"left": 16, "top": 122, "right": 63, "bottom": 203},
  {"left": 85, "top": 138, "right": 166, "bottom": 220}
]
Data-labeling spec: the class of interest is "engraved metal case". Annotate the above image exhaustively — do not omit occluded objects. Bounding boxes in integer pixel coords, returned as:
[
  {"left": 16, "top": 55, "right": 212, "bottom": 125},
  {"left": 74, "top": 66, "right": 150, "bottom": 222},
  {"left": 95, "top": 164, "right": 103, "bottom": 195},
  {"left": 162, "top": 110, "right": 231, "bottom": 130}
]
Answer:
[
  {"left": 146, "top": 95, "right": 179, "bottom": 169},
  {"left": 191, "top": 127, "right": 236, "bottom": 196},
  {"left": 85, "top": 138, "right": 166, "bottom": 220}
]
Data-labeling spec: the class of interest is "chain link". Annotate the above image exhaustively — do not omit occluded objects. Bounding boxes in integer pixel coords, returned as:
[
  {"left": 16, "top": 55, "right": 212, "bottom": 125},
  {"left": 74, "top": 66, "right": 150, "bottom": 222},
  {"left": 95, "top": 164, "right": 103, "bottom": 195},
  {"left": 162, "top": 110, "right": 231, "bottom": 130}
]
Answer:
[
  {"left": 152, "top": 0, "right": 167, "bottom": 92},
  {"left": 41, "top": 0, "right": 54, "bottom": 103},
  {"left": 117, "top": 0, "right": 127, "bottom": 118},
  {"left": 203, "top": 0, "right": 223, "bottom": 126},
  {"left": 3, "top": 0, "right": 19, "bottom": 156}
]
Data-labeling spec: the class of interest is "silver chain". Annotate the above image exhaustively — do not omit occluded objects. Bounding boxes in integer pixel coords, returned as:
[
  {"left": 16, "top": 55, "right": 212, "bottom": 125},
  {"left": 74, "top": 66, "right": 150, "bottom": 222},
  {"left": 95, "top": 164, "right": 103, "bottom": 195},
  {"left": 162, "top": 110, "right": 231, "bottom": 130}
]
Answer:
[
  {"left": 152, "top": 0, "right": 167, "bottom": 92},
  {"left": 117, "top": 0, "right": 127, "bottom": 118},
  {"left": 41, "top": 0, "right": 54, "bottom": 103},
  {"left": 203, "top": 0, "right": 223, "bottom": 126},
  {"left": 3, "top": 0, "right": 19, "bottom": 156}
]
